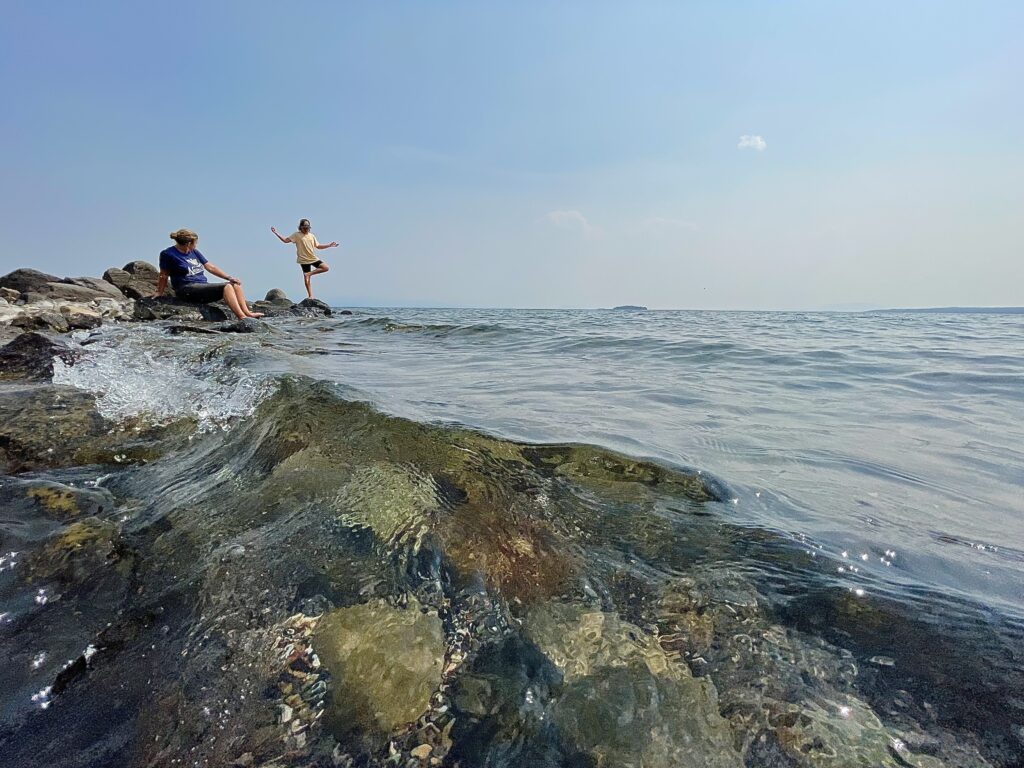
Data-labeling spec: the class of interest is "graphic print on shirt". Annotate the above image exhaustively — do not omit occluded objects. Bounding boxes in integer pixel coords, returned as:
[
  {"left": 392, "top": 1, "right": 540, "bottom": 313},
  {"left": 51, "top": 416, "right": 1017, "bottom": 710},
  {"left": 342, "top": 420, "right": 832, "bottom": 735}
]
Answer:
[{"left": 183, "top": 257, "right": 204, "bottom": 278}]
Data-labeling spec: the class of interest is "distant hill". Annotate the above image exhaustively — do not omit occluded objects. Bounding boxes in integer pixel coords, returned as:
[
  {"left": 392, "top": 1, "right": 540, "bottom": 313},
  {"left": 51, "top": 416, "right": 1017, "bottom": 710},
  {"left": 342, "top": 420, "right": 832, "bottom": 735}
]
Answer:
[
  {"left": 871, "top": 307, "right": 1024, "bottom": 314},
  {"left": 612, "top": 305, "right": 648, "bottom": 311}
]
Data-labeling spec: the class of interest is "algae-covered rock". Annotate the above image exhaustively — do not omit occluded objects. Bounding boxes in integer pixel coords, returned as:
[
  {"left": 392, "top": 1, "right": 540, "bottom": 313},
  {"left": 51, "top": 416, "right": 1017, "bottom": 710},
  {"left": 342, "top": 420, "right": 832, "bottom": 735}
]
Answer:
[
  {"left": 0, "top": 477, "right": 114, "bottom": 522},
  {"left": 314, "top": 597, "right": 445, "bottom": 745},
  {"left": 336, "top": 463, "right": 438, "bottom": 544},
  {"left": 524, "top": 602, "right": 742, "bottom": 767}
]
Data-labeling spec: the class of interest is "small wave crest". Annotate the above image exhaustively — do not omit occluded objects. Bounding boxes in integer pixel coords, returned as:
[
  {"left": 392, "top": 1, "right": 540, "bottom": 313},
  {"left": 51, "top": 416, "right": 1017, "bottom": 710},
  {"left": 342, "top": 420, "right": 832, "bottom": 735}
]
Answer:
[
  {"left": 351, "top": 315, "right": 513, "bottom": 337},
  {"left": 52, "top": 327, "right": 276, "bottom": 431}
]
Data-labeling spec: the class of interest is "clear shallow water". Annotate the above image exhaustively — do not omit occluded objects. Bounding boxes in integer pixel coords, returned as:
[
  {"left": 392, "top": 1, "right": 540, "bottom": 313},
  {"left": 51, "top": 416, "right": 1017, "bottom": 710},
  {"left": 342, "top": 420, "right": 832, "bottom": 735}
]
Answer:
[
  {"left": 3, "top": 308, "right": 1021, "bottom": 766},
  {"left": 267, "top": 309, "right": 1024, "bottom": 617}
]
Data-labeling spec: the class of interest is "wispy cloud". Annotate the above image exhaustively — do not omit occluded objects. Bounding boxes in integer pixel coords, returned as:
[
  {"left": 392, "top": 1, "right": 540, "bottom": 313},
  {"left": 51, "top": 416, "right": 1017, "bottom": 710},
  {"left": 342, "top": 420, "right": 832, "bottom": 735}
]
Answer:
[
  {"left": 541, "top": 209, "right": 601, "bottom": 238},
  {"left": 640, "top": 216, "right": 697, "bottom": 233},
  {"left": 738, "top": 134, "right": 767, "bottom": 151}
]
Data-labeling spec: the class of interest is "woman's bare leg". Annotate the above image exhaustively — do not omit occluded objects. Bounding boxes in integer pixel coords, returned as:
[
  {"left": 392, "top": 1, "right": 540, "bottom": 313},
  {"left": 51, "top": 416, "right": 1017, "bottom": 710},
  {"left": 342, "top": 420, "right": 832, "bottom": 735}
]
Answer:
[
  {"left": 303, "top": 271, "right": 313, "bottom": 299},
  {"left": 222, "top": 284, "right": 248, "bottom": 319},
  {"left": 233, "top": 284, "right": 263, "bottom": 318}
]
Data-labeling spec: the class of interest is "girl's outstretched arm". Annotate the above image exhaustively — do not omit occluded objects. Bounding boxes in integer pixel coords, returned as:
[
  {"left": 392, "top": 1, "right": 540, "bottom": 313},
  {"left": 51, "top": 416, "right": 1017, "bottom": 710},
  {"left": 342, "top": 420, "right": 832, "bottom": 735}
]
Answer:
[{"left": 270, "top": 226, "right": 292, "bottom": 243}]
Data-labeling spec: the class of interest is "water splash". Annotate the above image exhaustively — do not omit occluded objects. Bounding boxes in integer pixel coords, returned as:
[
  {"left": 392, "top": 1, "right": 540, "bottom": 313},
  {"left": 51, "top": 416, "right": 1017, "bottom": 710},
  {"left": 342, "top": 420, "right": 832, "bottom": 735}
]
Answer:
[{"left": 52, "top": 327, "right": 276, "bottom": 432}]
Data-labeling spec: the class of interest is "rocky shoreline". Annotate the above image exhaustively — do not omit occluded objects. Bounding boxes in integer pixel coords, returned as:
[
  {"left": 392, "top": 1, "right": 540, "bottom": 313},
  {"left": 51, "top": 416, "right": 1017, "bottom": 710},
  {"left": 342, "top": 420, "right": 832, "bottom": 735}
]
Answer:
[{"left": 0, "top": 262, "right": 336, "bottom": 346}]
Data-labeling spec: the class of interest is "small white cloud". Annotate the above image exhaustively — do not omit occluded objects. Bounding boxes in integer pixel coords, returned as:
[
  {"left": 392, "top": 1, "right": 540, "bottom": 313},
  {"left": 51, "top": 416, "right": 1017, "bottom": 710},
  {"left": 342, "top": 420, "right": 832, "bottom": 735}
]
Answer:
[
  {"left": 541, "top": 209, "right": 600, "bottom": 238},
  {"left": 641, "top": 216, "right": 697, "bottom": 233},
  {"left": 738, "top": 134, "right": 767, "bottom": 151}
]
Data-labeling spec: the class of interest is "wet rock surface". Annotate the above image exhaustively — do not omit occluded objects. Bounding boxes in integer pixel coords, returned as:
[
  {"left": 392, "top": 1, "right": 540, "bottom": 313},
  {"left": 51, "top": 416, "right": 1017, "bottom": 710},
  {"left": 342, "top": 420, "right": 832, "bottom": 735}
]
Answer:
[{"left": 0, "top": 333, "right": 80, "bottom": 380}]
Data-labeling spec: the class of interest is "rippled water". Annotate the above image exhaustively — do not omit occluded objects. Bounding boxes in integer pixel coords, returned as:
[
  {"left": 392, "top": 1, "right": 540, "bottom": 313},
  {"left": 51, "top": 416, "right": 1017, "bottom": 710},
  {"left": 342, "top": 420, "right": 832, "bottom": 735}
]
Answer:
[
  {"left": 264, "top": 309, "right": 1024, "bottom": 617},
  {"left": 1, "top": 308, "right": 1021, "bottom": 767}
]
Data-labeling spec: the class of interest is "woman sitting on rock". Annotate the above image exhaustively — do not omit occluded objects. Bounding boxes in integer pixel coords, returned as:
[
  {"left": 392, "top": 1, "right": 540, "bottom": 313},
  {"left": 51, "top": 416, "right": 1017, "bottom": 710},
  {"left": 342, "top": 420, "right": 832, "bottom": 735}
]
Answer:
[{"left": 154, "top": 229, "right": 263, "bottom": 319}]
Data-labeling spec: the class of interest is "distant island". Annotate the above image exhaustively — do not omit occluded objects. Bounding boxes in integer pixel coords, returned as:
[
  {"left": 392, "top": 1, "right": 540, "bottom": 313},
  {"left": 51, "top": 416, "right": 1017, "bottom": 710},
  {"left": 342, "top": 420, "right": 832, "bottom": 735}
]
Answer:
[
  {"left": 870, "top": 307, "right": 1024, "bottom": 314},
  {"left": 612, "top": 305, "right": 648, "bottom": 311}
]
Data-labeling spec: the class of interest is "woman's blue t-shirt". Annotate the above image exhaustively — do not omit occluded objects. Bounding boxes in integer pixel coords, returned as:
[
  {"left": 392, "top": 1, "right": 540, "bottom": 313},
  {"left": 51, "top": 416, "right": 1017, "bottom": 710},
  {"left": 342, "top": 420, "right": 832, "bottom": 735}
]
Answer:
[{"left": 159, "top": 247, "right": 209, "bottom": 289}]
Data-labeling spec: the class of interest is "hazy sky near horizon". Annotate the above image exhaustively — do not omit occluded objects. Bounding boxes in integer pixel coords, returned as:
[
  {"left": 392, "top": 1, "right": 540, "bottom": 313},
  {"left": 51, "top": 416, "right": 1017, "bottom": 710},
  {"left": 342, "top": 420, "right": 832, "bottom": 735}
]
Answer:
[{"left": 1, "top": 1, "right": 1021, "bottom": 309}]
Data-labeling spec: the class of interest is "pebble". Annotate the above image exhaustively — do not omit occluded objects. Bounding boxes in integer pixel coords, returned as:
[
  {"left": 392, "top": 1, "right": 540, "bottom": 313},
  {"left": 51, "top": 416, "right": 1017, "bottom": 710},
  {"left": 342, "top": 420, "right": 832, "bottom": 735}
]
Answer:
[{"left": 411, "top": 744, "right": 432, "bottom": 760}]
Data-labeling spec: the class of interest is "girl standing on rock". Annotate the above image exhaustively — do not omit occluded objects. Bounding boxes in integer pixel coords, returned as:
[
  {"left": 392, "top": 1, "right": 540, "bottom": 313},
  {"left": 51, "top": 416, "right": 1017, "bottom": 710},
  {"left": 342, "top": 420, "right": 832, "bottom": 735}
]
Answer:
[
  {"left": 154, "top": 229, "right": 263, "bottom": 319},
  {"left": 270, "top": 219, "right": 339, "bottom": 300}
]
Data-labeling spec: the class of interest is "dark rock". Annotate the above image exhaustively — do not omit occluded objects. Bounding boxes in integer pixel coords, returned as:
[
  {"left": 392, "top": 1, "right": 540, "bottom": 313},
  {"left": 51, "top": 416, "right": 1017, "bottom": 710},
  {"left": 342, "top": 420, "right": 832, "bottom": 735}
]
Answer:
[
  {"left": 102, "top": 267, "right": 131, "bottom": 290},
  {"left": 248, "top": 300, "right": 293, "bottom": 318},
  {"left": 0, "top": 332, "right": 80, "bottom": 380},
  {"left": 166, "top": 324, "right": 220, "bottom": 335},
  {"left": 12, "top": 312, "right": 71, "bottom": 334},
  {"left": 339, "top": 309, "right": 353, "bottom": 315},
  {"left": 0, "top": 268, "right": 61, "bottom": 294},
  {"left": 264, "top": 288, "right": 291, "bottom": 303},
  {"left": 133, "top": 297, "right": 229, "bottom": 322},
  {"left": 297, "top": 297, "right": 333, "bottom": 316},
  {"left": 122, "top": 260, "right": 159, "bottom": 276},
  {"left": 19, "top": 291, "right": 47, "bottom": 304},
  {"left": 105, "top": 266, "right": 167, "bottom": 300},
  {"left": 214, "top": 318, "right": 267, "bottom": 334}
]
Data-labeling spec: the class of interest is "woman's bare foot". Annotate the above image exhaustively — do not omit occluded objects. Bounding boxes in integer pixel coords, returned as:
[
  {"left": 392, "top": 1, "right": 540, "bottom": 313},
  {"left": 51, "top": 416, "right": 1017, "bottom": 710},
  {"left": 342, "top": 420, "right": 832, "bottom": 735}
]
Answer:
[{"left": 247, "top": 312, "right": 265, "bottom": 319}]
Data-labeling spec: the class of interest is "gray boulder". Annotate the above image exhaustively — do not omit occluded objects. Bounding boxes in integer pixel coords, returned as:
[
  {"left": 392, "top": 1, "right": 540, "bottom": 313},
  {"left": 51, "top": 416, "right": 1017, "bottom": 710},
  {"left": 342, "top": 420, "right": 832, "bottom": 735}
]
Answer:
[
  {"left": 102, "top": 267, "right": 131, "bottom": 290},
  {"left": 31, "top": 282, "right": 118, "bottom": 303},
  {"left": 0, "top": 268, "right": 61, "bottom": 294},
  {"left": 0, "top": 332, "right": 80, "bottom": 380},
  {"left": 62, "top": 277, "right": 126, "bottom": 300},
  {"left": 103, "top": 265, "right": 166, "bottom": 300},
  {"left": 0, "top": 287, "right": 21, "bottom": 303},
  {"left": 264, "top": 288, "right": 291, "bottom": 304},
  {"left": 123, "top": 260, "right": 159, "bottom": 276}
]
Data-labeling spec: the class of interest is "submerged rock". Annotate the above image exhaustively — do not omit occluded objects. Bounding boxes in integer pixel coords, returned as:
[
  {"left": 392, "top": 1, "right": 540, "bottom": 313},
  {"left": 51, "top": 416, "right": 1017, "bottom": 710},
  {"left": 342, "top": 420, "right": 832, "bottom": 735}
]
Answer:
[
  {"left": 0, "top": 477, "right": 115, "bottom": 522},
  {"left": 523, "top": 602, "right": 742, "bottom": 767},
  {"left": 314, "top": 596, "right": 445, "bottom": 746}
]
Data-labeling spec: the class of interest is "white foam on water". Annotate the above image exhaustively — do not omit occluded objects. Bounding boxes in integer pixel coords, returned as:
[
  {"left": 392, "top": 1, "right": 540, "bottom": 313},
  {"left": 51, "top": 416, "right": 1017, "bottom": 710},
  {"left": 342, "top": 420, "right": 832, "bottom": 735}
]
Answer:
[{"left": 52, "top": 327, "right": 276, "bottom": 432}]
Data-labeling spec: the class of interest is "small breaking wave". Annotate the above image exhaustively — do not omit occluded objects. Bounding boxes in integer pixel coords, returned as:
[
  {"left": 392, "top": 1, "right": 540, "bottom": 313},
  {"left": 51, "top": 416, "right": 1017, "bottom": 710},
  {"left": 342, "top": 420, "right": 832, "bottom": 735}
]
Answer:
[{"left": 52, "top": 326, "right": 276, "bottom": 431}]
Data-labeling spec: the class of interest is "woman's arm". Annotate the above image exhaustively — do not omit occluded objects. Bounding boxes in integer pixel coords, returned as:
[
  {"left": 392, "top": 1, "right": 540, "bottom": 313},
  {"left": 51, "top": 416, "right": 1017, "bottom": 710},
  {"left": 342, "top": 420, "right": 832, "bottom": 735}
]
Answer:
[
  {"left": 153, "top": 271, "right": 169, "bottom": 297},
  {"left": 204, "top": 263, "right": 241, "bottom": 285},
  {"left": 315, "top": 241, "right": 339, "bottom": 250},
  {"left": 270, "top": 226, "right": 292, "bottom": 243}
]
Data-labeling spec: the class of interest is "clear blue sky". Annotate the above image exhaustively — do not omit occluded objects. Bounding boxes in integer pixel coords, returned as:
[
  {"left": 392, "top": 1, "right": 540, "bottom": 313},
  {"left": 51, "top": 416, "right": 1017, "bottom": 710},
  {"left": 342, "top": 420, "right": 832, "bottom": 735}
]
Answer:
[{"left": 1, "top": 1, "right": 1021, "bottom": 308}]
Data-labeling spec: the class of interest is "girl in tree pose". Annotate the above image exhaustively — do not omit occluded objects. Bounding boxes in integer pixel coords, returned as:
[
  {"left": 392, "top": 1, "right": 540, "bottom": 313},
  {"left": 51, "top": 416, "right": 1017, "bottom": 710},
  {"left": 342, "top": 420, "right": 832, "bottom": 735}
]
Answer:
[{"left": 271, "top": 219, "right": 339, "bottom": 299}]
